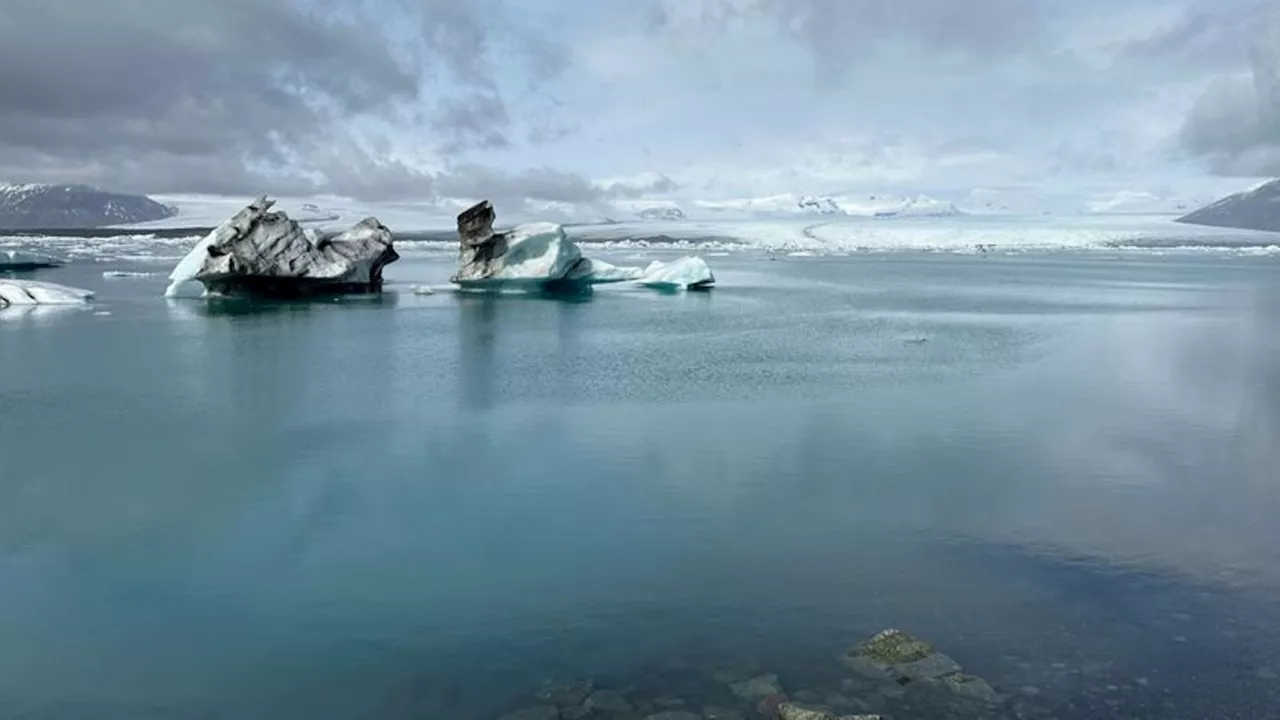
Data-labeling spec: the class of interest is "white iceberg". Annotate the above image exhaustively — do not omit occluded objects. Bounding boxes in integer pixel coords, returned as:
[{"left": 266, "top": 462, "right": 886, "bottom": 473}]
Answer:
[
  {"left": 634, "top": 257, "right": 715, "bottom": 290},
  {"left": 0, "top": 279, "right": 94, "bottom": 307},
  {"left": 452, "top": 201, "right": 715, "bottom": 292}
]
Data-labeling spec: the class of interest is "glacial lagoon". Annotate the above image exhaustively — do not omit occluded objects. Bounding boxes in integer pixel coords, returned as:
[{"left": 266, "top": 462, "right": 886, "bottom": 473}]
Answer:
[{"left": 2, "top": 239, "right": 1280, "bottom": 719}]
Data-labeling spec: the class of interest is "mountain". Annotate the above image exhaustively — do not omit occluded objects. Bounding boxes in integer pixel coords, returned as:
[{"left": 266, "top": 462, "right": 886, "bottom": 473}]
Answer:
[
  {"left": 873, "top": 195, "right": 965, "bottom": 218},
  {"left": 797, "top": 195, "right": 843, "bottom": 214},
  {"left": 638, "top": 206, "right": 686, "bottom": 221},
  {"left": 0, "top": 184, "right": 177, "bottom": 229},
  {"left": 1176, "top": 180, "right": 1280, "bottom": 232}
]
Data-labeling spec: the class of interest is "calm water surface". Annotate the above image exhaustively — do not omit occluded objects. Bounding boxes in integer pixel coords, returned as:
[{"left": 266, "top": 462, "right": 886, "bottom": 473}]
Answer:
[{"left": 2, "top": 251, "right": 1279, "bottom": 719}]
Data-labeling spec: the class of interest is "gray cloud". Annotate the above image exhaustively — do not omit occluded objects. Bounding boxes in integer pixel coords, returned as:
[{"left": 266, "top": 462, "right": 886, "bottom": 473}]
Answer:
[
  {"left": 1179, "top": 3, "right": 1280, "bottom": 176},
  {"left": 433, "top": 93, "right": 512, "bottom": 155},
  {"left": 646, "top": 0, "right": 1044, "bottom": 76},
  {"left": 0, "top": 0, "right": 565, "bottom": 199},
  {"left": 766, "top": 0, "right": 1043, "bottom": 76},
  {"left": 1124, "top": 1, "right": 1265, "bottom": 72},
  {"left": 433, "top": 166, "right": 678, "bottom": 209}
]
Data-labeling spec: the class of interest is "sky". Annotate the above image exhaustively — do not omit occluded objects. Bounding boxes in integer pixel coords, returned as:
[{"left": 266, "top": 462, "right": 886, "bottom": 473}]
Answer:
[{"left": 0, "top": 0, "right": 1277, "bottom": 217}]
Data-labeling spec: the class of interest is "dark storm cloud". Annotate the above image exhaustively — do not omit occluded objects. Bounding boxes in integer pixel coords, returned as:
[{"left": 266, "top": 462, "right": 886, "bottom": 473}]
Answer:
[
  {"left": 1177, "top": 3, "right": 1280, "bottom": 176},
  {"left": 0, "top": 0, "right": 564, "bottom": 198}
]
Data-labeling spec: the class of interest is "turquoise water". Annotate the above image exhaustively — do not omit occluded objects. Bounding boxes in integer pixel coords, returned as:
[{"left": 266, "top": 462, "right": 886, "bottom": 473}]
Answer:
[{"left": 2, "top": 250, "right": 1280, "bottom": 719}]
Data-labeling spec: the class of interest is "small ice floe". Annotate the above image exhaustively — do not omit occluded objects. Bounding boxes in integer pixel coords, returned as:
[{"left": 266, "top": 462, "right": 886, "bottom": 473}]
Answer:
[
  {"left": 0, "top": 279, "right": 94, "bottom": 308},
  {"left": 102, "top": 271, "right": 156, "bottom": 279},
  {"left": 411, "top": 285, "right": 436, "bottom": 296}
]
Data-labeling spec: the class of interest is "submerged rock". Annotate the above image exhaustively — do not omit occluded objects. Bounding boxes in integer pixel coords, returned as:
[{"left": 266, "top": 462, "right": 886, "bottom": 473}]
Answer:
[
  {"left": 165, "top": 196, "right": 398, "bottom": 298},
  {"left": 499, "top": 706, "right": 559, "bottom": 720},
  {"left": 451, "top": 200, "right": 714, "bottom": 292},
  {"left": 842, "top": 629, "right": 1006, "bottom": 716},
  {"left": 0, "top": 279, "right": 93, "bottom": 307},
  {"left": 585, "top": 689, "right": 633, "bottom": 713},
  {"left": 729, "top": 674, "right": 785, "bottom": 702},
  {"left": 702, "top": 705, "right": 746, "bottom": 720},
  {"left": 849, "top": 629, "right": 937, "bottom": 666},
  {"left": 535, "top": 678, "right": 594, "bottom": 708},
  {"left": 642, "top": 712, "right": 701, "bottom": 720},
  {"left": 843, "top": 629, "right": 963, "bottom": 683},
  {"left": 895, "top": 652, "right": 963, "bottom": 681},
  {"left": 777, "top": 703, "right": 884, "bottom": 720},
  {"left": 942, "top": 673, "right": 1002, "bottom": 704}
]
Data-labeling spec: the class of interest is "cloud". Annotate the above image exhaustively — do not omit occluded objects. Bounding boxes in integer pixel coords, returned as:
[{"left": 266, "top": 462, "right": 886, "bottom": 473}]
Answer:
[
  {"left": 1178, "top": 3, "right": 1280, "bottom": 176},
  {"left": 433, "top": 166, "right": 679, "bottom": 209},
  {"left": 0, "top": 0, "right": 1272, "bottom": 208},
  {"left": 0, "top": 0, "right": 564, "bottom": 198}
]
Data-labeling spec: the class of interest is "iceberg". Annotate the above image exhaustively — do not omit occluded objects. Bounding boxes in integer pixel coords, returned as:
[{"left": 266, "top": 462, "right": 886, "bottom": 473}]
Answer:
[
  {"left": 165, "top": 196, "right": 399, "bottom": 298},
  {"left": 0, "top": 279, "right": 94, "bottom": 307},
  {"left": 451, "top": 201, "right": 715, "bottom": 292},
  {"left": 634, "top": 257, "right": 715, "bottom": 290},
  {"left": 0, "top": 250, "right": 63, "bottom": 271}
]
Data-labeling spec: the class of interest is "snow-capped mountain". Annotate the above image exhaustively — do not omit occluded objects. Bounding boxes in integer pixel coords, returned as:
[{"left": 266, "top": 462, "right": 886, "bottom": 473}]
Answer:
[
  {"left": 797, "top": 195, "right": 843, "bottom": 214},
  {"left": 692, "top": 192, "right": 966, "bottom": 219},
  {"left": 872, "top": 195, "right": 965, "bottom": 218},
  {"left": 1177, "top": 179, "right": 1280, "bottom": 232},
  {"left": 0, "top": 184, "right": 177, "bottom": 229},
  {"left": 638, "top": 206, "right": 686, "bottom": 221}
]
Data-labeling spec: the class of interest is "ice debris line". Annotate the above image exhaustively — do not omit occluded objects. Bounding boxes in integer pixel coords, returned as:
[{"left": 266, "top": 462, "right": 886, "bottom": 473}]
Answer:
[
  {"left": 0, "top": 279, "right": 93, "bottom": 308},
  {"left": 493, "top": 629, "right": 1007, "bottom": 720},
  {"left": 453, "top": 200, "right": 714, "bottom": 292},
  {"left": 165, "top": 196, "right": 399, "bottom": 298},
  {"left": 1, "top": 250, "right": 62, "bottom": 271}
]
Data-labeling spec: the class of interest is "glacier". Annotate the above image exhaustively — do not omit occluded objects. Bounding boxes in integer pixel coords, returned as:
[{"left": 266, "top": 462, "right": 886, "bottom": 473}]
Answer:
[
  {"left": 452, "top": 201, "right": 716, "bottom": 292},
  {"left": 0, "top": 279, "right": 94, "bottom": 307}
]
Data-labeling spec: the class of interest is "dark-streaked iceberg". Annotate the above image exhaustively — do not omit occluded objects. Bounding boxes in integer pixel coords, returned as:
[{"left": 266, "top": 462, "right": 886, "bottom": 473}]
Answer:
[
  {"left": 452, "top": 200, "right": 714, "bottom": 292},
  {"left": 165, "top": 196, "right": 399, "bottom": 298}
]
